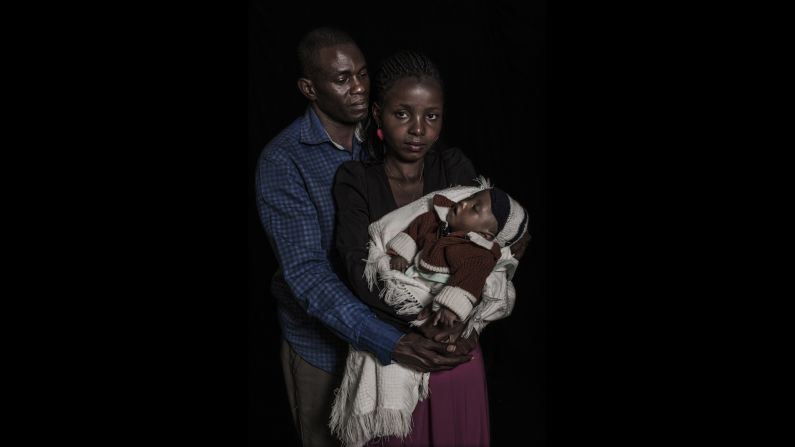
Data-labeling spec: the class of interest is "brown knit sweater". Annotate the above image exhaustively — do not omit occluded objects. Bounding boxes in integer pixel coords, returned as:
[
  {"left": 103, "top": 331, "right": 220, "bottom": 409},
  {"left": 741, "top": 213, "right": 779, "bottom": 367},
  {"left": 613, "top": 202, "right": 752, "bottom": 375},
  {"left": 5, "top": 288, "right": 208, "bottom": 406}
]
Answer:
[{"left": 386, "top": 194, "right": 503, "bottom": 320}]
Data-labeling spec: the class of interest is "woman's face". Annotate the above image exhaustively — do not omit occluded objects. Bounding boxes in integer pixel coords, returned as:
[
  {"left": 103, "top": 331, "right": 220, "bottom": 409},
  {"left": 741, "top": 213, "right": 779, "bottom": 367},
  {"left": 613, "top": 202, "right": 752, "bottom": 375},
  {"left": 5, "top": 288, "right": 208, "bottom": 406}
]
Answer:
[{"left": 375, "top": 76, "right": 443, "bottom": 163}]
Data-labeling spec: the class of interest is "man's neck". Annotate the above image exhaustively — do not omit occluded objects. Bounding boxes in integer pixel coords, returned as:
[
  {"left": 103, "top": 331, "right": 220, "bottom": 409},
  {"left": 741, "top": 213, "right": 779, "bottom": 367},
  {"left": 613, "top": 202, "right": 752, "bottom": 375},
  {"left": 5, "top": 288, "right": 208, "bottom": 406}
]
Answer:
[{"left": 311, "top": 104, "right": 356, "bottom": 151}]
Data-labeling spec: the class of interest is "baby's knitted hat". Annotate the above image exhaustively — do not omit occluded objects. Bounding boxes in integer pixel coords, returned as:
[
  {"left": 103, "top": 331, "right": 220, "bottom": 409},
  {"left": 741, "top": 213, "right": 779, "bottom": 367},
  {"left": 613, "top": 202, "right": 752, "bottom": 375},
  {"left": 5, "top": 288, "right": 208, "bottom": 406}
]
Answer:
[{"left": 489, "top": 187, "right": 529, "bottom": 248}]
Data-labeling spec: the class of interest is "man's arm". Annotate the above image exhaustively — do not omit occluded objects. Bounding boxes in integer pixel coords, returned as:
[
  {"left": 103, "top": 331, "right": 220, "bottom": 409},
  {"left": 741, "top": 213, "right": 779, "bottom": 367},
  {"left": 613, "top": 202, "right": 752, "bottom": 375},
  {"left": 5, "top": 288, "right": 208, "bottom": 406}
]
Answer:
[{"left": 256, "top": 152, "right": 401, "bottom": 365}]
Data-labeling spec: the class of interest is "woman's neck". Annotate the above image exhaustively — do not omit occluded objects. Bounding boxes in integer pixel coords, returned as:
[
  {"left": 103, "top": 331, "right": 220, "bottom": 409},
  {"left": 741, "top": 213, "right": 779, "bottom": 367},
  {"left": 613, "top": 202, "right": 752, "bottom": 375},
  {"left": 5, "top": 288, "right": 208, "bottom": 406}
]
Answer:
[
  {"left": 384, "top": 155, "right": 425, "bottom": 207},
  {"left": 383, "top": 156, "right": 424, "bottom": 183}
]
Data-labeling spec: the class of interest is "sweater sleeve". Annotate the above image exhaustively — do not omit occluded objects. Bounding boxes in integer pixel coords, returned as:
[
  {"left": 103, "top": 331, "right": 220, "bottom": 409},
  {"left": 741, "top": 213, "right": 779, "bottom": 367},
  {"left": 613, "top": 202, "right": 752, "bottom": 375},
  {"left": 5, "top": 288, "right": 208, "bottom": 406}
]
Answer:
[
  {"left": 387, "top": 211, "right": 438, "bottom": 262},
  {"left": 433, "top": 243, "right": 500, "bottom": 321}
]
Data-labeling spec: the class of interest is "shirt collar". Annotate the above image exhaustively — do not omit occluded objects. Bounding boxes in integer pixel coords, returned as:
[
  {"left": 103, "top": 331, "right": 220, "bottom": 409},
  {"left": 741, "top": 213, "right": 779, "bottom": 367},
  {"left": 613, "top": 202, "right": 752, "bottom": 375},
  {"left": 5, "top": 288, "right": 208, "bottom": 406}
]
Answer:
[{"left": 299, "top": 106, "right": 364, "bottom": 150}]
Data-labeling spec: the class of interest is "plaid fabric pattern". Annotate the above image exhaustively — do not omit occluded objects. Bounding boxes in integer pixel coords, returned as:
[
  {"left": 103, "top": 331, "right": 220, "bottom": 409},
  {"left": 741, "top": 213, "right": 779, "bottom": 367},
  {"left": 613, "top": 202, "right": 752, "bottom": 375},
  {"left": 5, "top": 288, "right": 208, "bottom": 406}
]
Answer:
[{"left": 255, "top": 107, "right": 403, "bottom": 373}]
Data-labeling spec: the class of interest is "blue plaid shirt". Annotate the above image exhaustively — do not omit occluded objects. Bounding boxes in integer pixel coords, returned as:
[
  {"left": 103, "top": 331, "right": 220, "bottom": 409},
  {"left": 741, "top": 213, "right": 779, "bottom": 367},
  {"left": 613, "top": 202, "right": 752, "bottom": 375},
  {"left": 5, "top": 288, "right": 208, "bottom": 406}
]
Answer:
[{"left": 255, "top": 106, "right": 403, "bottom": 373}]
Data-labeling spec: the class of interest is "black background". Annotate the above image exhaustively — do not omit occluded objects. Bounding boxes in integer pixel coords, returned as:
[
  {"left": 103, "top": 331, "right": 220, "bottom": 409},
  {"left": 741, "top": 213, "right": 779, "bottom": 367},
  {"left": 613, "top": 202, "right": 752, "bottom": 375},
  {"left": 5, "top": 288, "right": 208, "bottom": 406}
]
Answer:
[
  {"left": 31, "top": 0, "right": 762, "bottom": 444},
  {"left": 249, "top": 1, "right": 546, "bottom": 445},
  {"left": 85, "top": 0, "right": 751, "bottom": 445}
]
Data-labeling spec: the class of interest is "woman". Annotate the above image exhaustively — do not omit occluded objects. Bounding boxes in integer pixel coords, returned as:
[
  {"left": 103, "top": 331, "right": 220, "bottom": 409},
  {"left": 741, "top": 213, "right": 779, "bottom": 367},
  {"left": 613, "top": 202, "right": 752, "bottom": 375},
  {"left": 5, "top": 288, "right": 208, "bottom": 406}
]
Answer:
[{"left": 334, "top": 50, "right": 505, "bottom": 446}]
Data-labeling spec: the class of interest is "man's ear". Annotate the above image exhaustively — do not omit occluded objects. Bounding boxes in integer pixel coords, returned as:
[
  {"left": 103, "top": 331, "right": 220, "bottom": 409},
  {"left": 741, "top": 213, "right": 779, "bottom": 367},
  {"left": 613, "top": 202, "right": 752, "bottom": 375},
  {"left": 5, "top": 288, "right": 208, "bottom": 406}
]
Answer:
[{"left": 297, "top": 78, "right": 316, "bottom": 101}]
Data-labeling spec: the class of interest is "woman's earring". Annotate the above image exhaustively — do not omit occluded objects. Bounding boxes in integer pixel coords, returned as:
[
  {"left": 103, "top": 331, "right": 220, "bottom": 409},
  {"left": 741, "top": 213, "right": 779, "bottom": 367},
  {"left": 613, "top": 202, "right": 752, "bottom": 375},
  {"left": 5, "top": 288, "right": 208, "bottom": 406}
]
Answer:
[{"left": 376, "top": 128, "right": 384, "bottom": 141}]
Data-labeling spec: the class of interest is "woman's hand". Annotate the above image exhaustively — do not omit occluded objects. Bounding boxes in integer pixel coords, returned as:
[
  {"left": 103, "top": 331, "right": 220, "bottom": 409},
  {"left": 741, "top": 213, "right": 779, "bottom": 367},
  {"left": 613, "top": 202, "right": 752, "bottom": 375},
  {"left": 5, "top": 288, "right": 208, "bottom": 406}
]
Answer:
[
  {"left": 415, "top": 310, "right": 478, "bottom": 356},
  {"left": 445, "top": 328, "right": 479, "bottom": 356}
]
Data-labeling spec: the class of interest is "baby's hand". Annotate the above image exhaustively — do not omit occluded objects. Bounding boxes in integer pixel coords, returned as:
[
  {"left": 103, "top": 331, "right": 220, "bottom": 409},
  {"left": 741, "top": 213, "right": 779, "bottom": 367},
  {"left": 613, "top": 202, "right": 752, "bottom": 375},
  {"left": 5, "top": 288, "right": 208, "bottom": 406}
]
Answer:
[
  {"left": 390, "top": 255, "right": 409, "bottom": 272},
  {"left": 433, "top": 307, "right": 460, "bottom": 328}
]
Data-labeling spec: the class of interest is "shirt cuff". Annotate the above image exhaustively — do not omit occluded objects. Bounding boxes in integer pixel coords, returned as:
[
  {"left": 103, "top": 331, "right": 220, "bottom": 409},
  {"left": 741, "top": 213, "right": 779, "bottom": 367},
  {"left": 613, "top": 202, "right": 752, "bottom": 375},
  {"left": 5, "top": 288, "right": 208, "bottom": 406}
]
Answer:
[{"left": 357, "top": 315, "right": 403, "bottom": 366}]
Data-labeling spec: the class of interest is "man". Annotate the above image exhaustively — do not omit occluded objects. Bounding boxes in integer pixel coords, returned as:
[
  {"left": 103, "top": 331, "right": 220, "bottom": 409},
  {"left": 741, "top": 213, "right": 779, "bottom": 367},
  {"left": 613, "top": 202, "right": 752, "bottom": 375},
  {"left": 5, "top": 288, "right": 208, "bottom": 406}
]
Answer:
[{"left": 255, "top": 28, "right": 472, "bottom": 446}]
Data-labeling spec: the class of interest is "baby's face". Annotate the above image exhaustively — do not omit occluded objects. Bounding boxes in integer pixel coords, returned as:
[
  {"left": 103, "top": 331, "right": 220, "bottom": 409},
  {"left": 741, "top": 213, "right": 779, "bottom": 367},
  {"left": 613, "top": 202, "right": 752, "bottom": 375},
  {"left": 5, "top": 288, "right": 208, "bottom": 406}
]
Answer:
[{"left": 446, "top": 190, "right": 498, "bottom": 238}]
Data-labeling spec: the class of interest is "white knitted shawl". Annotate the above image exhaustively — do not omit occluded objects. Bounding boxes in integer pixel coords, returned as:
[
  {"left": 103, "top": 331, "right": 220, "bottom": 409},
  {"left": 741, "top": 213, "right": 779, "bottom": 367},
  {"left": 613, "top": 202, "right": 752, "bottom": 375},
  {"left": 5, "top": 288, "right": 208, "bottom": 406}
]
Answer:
[{"left": 329, "top": 183, "right": 519, "bottom": 447}]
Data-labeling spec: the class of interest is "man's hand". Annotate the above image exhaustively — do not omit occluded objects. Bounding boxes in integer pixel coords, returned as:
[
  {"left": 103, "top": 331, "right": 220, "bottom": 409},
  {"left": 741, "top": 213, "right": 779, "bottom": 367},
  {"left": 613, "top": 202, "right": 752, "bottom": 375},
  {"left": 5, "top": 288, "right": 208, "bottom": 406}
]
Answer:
[
  {"left": 390, "top": 255, "right": 409, "bottom": 272},
  {"left": 392, "top": 332, "right": 471, "bottom": 373}
]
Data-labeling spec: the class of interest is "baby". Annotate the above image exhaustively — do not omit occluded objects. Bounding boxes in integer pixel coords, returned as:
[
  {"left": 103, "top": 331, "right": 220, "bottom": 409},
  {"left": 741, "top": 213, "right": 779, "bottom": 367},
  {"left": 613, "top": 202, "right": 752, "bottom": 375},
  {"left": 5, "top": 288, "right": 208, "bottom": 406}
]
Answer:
[{"left": 386, "top": 186, "right": 529, "bottom": 327}]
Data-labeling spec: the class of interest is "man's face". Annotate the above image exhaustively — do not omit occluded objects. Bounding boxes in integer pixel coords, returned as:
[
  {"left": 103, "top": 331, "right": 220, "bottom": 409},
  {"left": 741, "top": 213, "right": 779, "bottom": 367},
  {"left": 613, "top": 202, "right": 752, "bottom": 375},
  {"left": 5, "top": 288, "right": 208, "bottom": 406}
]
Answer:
[
  {"left": 446, "top": 190, "right": 498, "bottom": 238},
  {"left": 307, "top": 43, "right": 369, "bottom": 124}
]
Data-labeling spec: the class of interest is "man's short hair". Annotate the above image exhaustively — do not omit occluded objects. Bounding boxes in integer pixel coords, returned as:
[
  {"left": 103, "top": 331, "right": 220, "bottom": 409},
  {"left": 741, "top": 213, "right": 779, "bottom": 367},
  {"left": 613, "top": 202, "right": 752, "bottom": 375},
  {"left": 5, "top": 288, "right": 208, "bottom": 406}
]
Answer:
[{"left": 297, "top": 27, "right": 357, "bottom": 79}]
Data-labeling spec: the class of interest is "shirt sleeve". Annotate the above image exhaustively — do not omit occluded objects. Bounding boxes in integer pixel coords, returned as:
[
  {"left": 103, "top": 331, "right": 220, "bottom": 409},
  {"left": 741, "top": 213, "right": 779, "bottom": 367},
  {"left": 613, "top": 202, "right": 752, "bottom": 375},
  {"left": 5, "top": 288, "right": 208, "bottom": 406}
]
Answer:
[{"left": 256, "top": 153, "right": 402, "bottom": 365}]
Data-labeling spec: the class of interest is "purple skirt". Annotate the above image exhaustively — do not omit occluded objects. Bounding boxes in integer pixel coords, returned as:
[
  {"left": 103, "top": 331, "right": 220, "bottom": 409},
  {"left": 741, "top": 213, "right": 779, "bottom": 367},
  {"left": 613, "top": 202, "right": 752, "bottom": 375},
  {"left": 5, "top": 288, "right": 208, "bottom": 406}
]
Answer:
[{"left": 366, "top": 344, "right": 490, "bottom": 447}]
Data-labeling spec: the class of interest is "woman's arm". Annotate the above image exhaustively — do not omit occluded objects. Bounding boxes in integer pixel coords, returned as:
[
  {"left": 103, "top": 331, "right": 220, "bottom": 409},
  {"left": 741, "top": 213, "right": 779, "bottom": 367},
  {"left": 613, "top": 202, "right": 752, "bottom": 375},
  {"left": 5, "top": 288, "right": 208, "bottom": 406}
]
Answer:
[{"left": 334, "top": 162, "right": 414, "bottom": 324}]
